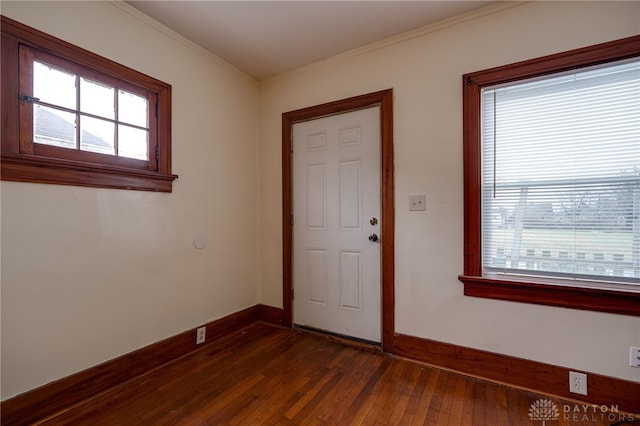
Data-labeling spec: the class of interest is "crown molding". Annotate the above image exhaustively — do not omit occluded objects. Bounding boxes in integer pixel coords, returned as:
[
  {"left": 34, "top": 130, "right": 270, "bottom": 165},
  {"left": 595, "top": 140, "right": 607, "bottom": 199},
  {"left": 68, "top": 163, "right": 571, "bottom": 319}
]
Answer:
[
  {"left": 261, "top": 1, "right": 528, "bottom": 84},
  {"left": 106, "top": 0, "right": 257, "bottom": 84}
]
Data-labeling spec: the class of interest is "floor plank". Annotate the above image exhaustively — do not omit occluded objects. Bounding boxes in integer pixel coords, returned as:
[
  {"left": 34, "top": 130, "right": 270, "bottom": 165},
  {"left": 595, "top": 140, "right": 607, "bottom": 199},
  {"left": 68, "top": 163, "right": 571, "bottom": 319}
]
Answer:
[{"left": 35, "top": 323, "right": 637, "bottom": 425}]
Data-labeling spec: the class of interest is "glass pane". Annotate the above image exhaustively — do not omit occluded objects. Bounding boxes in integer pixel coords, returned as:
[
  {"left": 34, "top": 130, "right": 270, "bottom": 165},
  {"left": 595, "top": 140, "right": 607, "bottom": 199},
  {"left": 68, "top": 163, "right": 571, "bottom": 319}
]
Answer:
[
  {"left": 118, "top": 90, "right": 148, "bottom": 127},
  {"left": 483, "top": 60, "right": 640, "bottom": 184},
  {"left": 481, "top": 59, "right": 640, "bottom": 283},
  {"left": 80, "top": 78, "right": 115, "bottom": 119},
  {"left": 34, "top": 105, "right": 77, "bottom": 149},
  {"left": 118, "top": 125, "right": 148, "bottom": 160},
  {"left": 80, "top": 116, "right": 115, "bottom": 155},
  {"left": 34, "top": 61, "right": 76, "bottom": 110},
  {"left": 483, "top": 183, "right": 638, "bottom": 280}
]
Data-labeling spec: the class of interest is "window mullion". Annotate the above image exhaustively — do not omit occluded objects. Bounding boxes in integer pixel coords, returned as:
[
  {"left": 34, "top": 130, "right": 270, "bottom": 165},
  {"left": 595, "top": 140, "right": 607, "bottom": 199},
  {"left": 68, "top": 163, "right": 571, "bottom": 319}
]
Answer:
[
  {"left": 114, "top": 88, "right": 119, "bottom": 158},
  {"left": 75, "top": 74, "right": 80, "bottom": 151},
  {"left": 633, "top": 184, "right": 640, "bottom": 277}
]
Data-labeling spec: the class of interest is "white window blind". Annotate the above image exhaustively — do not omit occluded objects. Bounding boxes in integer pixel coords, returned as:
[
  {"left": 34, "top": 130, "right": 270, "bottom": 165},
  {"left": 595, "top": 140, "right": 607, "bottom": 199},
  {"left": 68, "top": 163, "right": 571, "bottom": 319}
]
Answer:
[{"left": 481, "top": 58, "right": 640, "bottom": 287}]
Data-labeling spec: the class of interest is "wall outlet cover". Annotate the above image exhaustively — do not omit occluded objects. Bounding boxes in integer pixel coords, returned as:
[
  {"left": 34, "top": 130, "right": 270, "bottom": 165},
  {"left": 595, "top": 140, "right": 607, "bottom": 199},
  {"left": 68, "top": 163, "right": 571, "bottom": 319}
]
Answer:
[
  {"left": 196, "top": 326, "right": 206, "bottom": 344},
  {"left": 409, "top": 194, "right": 426, "bottom": 211},
  {"left": 569, "top": 371, "right": 588, "bottom": 395}
]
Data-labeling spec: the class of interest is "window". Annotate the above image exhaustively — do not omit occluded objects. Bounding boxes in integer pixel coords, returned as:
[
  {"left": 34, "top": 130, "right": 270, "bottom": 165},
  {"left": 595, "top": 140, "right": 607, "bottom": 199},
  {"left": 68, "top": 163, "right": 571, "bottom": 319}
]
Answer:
[
  {"left": 460, "top": 35, "right": 640, "bottom": 316},
  {"left": 1, "top": 16, "right": 177, "bottom": 192}
]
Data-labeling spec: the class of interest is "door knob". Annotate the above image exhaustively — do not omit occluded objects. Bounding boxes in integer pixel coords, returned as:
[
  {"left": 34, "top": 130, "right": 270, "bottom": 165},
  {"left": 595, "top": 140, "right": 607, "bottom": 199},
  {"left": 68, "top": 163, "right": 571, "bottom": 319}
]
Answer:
[{"left": 369, "top": 234, "right": 379, "bottom": 242}]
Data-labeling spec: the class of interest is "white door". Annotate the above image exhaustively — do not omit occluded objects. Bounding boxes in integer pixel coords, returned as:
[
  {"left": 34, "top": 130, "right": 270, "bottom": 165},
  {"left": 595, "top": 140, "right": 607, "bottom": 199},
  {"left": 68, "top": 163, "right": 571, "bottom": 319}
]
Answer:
[{"left": 292, "top": 106, "right": 381, "bottom": 343}]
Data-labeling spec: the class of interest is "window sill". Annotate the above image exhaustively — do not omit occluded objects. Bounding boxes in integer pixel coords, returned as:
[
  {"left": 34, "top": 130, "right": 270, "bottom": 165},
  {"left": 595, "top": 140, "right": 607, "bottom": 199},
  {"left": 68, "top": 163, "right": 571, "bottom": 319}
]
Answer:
[
  {"left": 458, "top": 274, "right": 640, "bottom": 317},
  {"left": 1, "top": 152, "right": 178, "bottom": 192}
]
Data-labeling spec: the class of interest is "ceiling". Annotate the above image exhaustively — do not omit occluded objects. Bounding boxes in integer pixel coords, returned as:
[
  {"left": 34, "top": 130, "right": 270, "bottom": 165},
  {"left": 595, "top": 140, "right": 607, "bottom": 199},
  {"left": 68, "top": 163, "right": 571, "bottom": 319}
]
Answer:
[{"left": 127, "top": 1, "right": 493, "bottom": 80}]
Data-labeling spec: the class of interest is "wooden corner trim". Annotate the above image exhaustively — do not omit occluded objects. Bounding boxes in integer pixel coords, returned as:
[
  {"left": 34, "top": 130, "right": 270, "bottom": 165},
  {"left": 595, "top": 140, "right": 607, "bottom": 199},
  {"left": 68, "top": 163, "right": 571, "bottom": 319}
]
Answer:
[
  {"left": 0, "top": 305, "right": 260, "bottom": 426},
  {"left": 393, "top": 333, "right": 640, "bottom": 415}
]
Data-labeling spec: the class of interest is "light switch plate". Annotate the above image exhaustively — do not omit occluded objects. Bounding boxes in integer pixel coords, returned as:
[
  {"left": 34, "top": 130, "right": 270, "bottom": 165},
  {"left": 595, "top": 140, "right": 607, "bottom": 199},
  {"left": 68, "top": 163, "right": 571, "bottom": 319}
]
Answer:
[{"left": 409, "top": 194, "right": 426, "bottom": 211}]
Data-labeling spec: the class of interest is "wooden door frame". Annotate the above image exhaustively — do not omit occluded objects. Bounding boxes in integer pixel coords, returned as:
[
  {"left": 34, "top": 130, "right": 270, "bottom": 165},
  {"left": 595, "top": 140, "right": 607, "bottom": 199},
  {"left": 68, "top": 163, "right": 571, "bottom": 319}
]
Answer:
[{"left": 282, "top": 89, "right": 395, "bottom": 352}]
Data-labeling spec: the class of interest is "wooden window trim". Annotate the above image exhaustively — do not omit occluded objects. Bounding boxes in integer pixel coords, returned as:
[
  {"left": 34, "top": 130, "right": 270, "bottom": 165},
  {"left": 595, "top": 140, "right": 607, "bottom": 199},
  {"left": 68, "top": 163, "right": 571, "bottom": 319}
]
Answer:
[
  {"left": 459, "top": 35, "right": 640, "bottom": 316},
  {"left": 1, "top": 16, "right": 177, "bottom": 192}
]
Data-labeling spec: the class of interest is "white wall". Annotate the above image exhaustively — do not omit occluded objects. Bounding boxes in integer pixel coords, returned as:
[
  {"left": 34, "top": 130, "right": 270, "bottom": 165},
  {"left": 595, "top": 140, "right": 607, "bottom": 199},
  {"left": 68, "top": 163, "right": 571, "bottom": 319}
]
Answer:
[
  {"left": 1, "top": 1, "right": 259, "bottom": 399},
  {"left": 257, "top": 1, "right": 640, "bottom": 383}
]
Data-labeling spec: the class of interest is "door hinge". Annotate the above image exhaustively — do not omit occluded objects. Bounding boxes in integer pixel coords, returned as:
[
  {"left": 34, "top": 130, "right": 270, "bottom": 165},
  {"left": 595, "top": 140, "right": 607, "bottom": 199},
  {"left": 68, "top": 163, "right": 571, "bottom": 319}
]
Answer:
[
  {"left": 155, "top": 145, "right": 160, "bottom": 161},
  {"left": 290, "top": 138, "right": 293, "bottom": 152},
  {"left": 291, "top": 214, "right": 294, "bottom": 226},
  {"left": 291, "top": 288, "right": 294, "bottom": 300},
  {"left": 155, "top": 102, "right": 159, "bottom": 117},
  {"left": 19, "top": 95, "right": 40, "bottom": 103}
]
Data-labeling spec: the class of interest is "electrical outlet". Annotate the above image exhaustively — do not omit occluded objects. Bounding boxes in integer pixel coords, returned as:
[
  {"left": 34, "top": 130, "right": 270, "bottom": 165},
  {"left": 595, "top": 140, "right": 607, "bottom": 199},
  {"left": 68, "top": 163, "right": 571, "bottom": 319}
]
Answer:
[
  {"left": 569, "top": 371, "right": 587, "bottom": 395},
  {"left": 409, "top": 194, "right": 426, "bottom": 211},
  {"left": 196, "top": 326, "right": 206, "bottom": 344},
  {"left": 630, "top": 346, "right": 640, "bottom": 367}
]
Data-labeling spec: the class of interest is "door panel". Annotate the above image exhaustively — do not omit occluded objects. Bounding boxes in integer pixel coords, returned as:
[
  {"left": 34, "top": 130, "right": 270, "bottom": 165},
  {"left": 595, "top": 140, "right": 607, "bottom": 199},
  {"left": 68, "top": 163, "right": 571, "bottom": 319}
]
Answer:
[
  {"left": 339, "top": 160, "right": 361, "bottom": 229},
  {"left": 292, "top": 106, "right": 381, "bottom": 343},
  {"left": 306, "top": 163, "right": 326, "bottom": 229},
  {"left": 307, "top": 249, "right": 327, "bottom": 304},
  {"left": 340, "top": 250, "right": 361, "bottom": 310}
]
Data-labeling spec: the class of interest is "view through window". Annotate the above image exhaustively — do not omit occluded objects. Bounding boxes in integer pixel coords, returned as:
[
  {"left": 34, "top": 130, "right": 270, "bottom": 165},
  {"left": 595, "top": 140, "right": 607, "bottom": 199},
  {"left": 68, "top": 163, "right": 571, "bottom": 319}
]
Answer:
[
  {"left": 33, "top": 60, "right": 150, "bottom": 161},
  {"left": 1, "top": 16, "right": 176, "bottom": 192},
  {"left": 460, "top": 35, "right": 640, "bottom": 315},
  {"left": 481, "top": 59, "right": 640, "bottom": 287}
]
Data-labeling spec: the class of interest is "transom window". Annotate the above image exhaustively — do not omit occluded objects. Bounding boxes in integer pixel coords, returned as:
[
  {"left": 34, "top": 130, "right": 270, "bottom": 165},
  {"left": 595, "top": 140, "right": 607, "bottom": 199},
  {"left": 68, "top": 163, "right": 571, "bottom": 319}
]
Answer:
[
  {"left": 31, "top": 57, "right": 150, "bottom": 160},
  {"left": 460, "top": 35, "right": 640, "bottom": 316},
  {"left": 1, "top": 16, "right": 177, "bottom": 192}
]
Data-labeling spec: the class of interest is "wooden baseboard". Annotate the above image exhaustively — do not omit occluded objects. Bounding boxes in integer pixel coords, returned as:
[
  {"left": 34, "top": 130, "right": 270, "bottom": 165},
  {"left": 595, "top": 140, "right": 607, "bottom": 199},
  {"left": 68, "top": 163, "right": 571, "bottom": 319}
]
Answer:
[
  {"left": 257, "top": 304, "right": 285, "bottom": 326},
  {"left": 393, "top": 333, "right": 640, "bottom": 415},
  {"left": 5, "top": 304, "right": 636, "bottom": 424},
  {"left": 0, "top": 305, "right": 261, "bottom": 426}
]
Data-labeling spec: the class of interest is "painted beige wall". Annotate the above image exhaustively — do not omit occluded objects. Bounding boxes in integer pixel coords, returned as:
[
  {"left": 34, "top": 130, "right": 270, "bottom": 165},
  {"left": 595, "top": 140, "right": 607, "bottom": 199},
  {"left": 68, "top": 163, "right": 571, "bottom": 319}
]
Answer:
[
  {"left": 1, "top": 1, "right": 259, "bottom": 399},
  {"left": 2, "top": 0, "right": 639, "bottom": 403},
  {"left": 257, "top": 1, "right": 640, "bottom": 383}
]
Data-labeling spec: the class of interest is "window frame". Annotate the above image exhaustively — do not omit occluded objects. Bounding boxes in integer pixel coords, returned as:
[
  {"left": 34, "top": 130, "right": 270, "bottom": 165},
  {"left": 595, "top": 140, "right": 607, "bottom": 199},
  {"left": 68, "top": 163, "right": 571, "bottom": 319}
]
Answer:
[
  {"left": 1, "top": 15, "right": 177, "bottom": 192},
  {"left": 460, "top": 35, "right": 640, "bottom": 317}
]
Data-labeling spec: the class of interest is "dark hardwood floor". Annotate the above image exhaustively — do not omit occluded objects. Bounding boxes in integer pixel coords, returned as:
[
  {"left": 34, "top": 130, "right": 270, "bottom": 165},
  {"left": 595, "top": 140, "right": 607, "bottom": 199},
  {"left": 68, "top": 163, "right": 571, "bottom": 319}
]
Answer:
[{"left": 35, "top": 323, "right": 638, "bottom": 425}]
